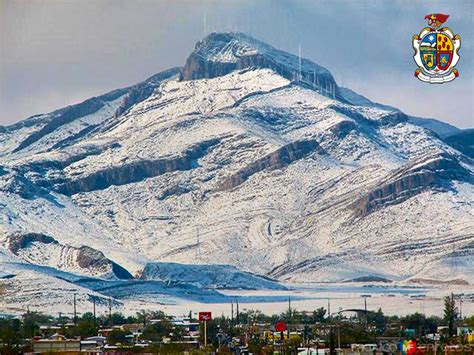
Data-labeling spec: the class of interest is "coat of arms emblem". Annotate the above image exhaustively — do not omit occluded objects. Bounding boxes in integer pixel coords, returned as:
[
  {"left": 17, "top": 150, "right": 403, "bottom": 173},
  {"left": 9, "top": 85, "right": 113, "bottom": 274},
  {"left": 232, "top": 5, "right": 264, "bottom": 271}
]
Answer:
[{"left": 412, "top": 14, "right": 461, "bottom": 83}]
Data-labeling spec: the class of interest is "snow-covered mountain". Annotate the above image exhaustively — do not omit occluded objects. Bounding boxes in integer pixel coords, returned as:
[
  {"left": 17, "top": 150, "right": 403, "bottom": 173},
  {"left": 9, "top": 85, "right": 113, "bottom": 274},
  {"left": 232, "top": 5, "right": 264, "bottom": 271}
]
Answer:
[{"left": 1, "top": 32, "right": 473, "bottom": 313}]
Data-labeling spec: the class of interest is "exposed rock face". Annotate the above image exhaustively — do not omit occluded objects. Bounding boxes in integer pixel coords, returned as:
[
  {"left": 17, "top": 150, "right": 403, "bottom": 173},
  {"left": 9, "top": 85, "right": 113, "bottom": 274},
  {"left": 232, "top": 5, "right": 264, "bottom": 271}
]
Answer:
[
  {"left": 329, "top": 104, "right": 408, "bottom": 127},
  {"left": 344, "top": 275, "right": 392, "bottom": 283},
  {"left": 76, "top": 246, "right": 110, "bottom": 269},
  {"left": 55, "top": 138, "right": 220, "bottom": 195},
  {"left": 1, "top": 172, "right": 54, "bottom": 200},
  {"left": 12, "top": 91, "right": 125, "bottom": 153},
  {"left": 50, "top": 124, "right": 100, "bottom": 151},
  {"left": 218, "top": 139, "right": 322, "bottom": 190},
  {"left": 328, "top": 120, "right": 357, "bottom": 139},
  {"left": 157, "top": 184, "right": 192, "bottom": 200},
  {"left": 77, "top": 246, "right": 133, "bottom": 279},
  {"left": 10, "top": 68, "right": 181, "bottom": 154},
  {"left": 113, "top": 67, "right": 181, "bottom": 118},
  {"left": 182, "top": 32, "right": 342, "bottom": 99},
  {"left": 6, "top": 232, "right": 133, "bottom": 279},
  {"left": 352, "top": 153, "right": 473, "bottom": 217},
  {"left": 7, "top": 233, "right": 57, "bottom": 254}
]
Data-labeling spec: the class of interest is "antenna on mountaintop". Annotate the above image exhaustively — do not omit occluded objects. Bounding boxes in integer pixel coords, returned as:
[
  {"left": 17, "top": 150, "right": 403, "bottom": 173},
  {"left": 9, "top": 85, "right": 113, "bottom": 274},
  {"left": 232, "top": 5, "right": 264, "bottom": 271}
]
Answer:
[
  {"left": 203, "top": 11, "right": 207, "bottom": 36},
  {"left": 298, "top": 43, "right": 302, "bottom": 82}
]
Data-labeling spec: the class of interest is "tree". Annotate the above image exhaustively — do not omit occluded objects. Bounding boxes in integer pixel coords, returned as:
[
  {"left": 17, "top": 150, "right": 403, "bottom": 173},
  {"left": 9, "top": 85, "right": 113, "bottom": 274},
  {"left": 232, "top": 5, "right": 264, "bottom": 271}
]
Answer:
[
  {"left": 443, "top": 294, "right": 458, "bottom": 338},
  {"left": 141, "top": 321, "right": 173, "bottom": 342},
  {"left": 110, "top": 312, "right": 127, "bottom": 325},
  {"left": 107, "top": 329, "right": 131, "bottom": 345},
  {"left": 400, "top": 313, "right": 426, "bottom": 336},
  {"left": 0, "top": 318, "right": 22, "bottom": 354},
  {"left": 312, "top": 307, "right": 327, "bottom": 323},
  {"left": 74, "top": 318, "right": 98, "bottom": 338},
  {"left": 368, "top": 308, "right": 388, "bottom": 335},
  {"left": 466, "top": 315, "right": 474, "bottom": 328},
  {"left": 22, "top": 312, "right": 46, "bottom": 338},
  {"left": 135, "top": 310, "right": 148, "bottom": 328}
]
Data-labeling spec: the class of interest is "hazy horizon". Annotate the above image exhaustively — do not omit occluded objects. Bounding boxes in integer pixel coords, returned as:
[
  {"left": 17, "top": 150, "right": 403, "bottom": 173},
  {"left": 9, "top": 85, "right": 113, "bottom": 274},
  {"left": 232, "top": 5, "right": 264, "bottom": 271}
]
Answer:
[{"left": 0, "top": 0, "right": 472, "bottom": 129}]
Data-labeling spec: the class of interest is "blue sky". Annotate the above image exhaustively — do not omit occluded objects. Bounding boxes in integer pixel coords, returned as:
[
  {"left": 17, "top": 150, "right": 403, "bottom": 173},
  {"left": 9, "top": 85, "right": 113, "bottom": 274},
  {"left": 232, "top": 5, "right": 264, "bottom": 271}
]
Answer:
[{"left": 0, "top": 0, "right": 472, "bottom": 128}]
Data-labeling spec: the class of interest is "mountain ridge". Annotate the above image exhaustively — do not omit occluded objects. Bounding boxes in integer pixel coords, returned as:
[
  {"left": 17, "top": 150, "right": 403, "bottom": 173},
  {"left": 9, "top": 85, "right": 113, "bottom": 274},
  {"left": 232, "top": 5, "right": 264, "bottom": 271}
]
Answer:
[{"left": 1, "top": 32, "right": 473, "bottom": 314}]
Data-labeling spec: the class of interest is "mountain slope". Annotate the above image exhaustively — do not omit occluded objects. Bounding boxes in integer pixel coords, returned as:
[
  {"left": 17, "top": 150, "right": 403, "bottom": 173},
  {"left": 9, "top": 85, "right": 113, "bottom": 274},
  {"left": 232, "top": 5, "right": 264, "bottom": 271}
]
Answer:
[
  {"left": 1, "top": 32, "right": 473, "bottom": 313},
  {"left": 442, "top": 129, "right": 474, "bottom": 158},
  {"left": 339, "top": 86, "right": 461, "bottom": 138}
]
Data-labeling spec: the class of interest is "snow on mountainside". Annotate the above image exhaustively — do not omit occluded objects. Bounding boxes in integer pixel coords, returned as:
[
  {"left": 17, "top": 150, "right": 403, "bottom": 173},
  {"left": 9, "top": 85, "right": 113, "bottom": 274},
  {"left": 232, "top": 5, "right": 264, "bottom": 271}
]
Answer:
[
  {"left": 339, "top": 87, "right": 461, "bottom": 138},
  {"left": 5, "top": 232, "right": 133, "bottom": 279},
  {"left": 141, "top": 262, "right": 286, "bottom": 290},
  {"left": 1, "top": 32, "right": 473, "bottom": 314},
  {"left": 443, "top": 129, "right": 474, "bottom": 158}
]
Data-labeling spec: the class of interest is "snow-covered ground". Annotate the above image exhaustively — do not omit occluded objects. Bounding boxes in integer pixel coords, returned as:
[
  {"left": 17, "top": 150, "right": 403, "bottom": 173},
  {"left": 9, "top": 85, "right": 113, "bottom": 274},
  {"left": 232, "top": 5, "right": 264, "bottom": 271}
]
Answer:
[
  {"left": 176, "top": 283, "right": 474, "bottom": 318},
  {"left": 0, "top": 32, "right": 473, "bottom": 314},
  {"left": 2, "top": 267, "right": 472, "bottom": 318}
]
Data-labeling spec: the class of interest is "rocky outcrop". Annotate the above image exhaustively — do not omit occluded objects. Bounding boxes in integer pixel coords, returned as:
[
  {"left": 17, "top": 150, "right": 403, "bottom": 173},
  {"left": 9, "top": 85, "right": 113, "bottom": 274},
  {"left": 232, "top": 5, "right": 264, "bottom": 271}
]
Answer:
[
  {"left": 218, "top": 139, "right": 322, "bottom": 190},
  {"left": 77, "top": 246, "right": 133, "bottom": 279},
  {"left": 11, "top": 68, "right": 181, "bottom": 154},
  {"left": 344, "top": 275, "right": 392, "bottom": 283},
  {"left": 12, "top": 90, "right": 126, "bottom": 153},
  {"left": 1, "top": 172, "right": 55, "bottom": 200},
  {"left": 6, "top": 232, "right": 133, "bottom": 279},
  {"left": 352, "top": 153, "right": 473, "bottom": 217},
  {"left": 329, "top": 104, "right": 408, "bottom": 127},
  {"left": 7, "top": 232, "right": 57, "bottom": 254},
  {"left": 328, "top": 120, "right": 357, "bottom": 139},
  {"left": 157, "top": 184, "right": 192, "bottom": 200},
  {"left": 55, "top": 138, "right": 220, "bottom": 195},
  {"left": 113, "top": 67, "right": 181, "bottom": 118},
  {"left": 182, "top": 32, "right": 342, "bottom": 99}
]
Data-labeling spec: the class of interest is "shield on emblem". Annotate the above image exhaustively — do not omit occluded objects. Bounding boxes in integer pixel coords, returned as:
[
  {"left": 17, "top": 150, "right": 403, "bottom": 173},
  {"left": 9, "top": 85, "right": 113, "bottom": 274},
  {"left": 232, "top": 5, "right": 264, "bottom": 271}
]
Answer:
[
  {"left": 437, "top": 52, "right": 453, "bottom": 71},
  {"left": 435, "top": 33, "right": 453, "bottom": 71},
  {"left": 420, "top": 48, "right": 437, "bottom": 70},
  {"left": 419, "top": 33, "right": 437, "bottom": 71}
]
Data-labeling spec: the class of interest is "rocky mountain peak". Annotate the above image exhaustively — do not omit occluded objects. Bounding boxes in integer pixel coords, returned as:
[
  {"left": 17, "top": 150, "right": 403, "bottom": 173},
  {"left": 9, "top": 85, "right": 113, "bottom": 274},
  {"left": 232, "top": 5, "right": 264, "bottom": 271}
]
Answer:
[{"left": 182, "top": 32, "right": 341, "bottom": 99}]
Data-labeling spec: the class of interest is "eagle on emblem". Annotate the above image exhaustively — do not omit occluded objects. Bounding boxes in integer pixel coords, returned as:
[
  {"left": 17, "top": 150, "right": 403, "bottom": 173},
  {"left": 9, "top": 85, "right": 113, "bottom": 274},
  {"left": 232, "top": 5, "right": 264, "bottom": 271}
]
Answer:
[{"left": 425, "top": 14, "right": 449, "bottom": 30}]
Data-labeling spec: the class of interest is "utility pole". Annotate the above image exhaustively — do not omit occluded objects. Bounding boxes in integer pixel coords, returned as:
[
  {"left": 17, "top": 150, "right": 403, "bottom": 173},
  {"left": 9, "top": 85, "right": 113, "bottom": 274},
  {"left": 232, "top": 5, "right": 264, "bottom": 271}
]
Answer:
[
  {"left": 361, "top": 295, "right": 370, "bottom": 331},
  {"left": 288, "top": 296, "right": 292, "bottom": 318},
  {"left": 93, "top": 298, "right": 96, "bottom": 326},
  {"left": 109, "top": 298, "right": 113, "bottom": 327},
  {"left": 236, "top": 300, "right": 240, "bottom": 324},
  {"left": 231, "top": 301, "right": 234, "bottom": 325},
  {"left": 73, "top": 293, "right": 77, "bottom": 326},
  {"left": 365, "top": 297, "right": 368, "bottom": 329},
  {"left": 328, "top": 298, "right": 331, "bottom": 319},
  {"left": 337, "top": 325, "right": 341, "bottom": 349}
]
